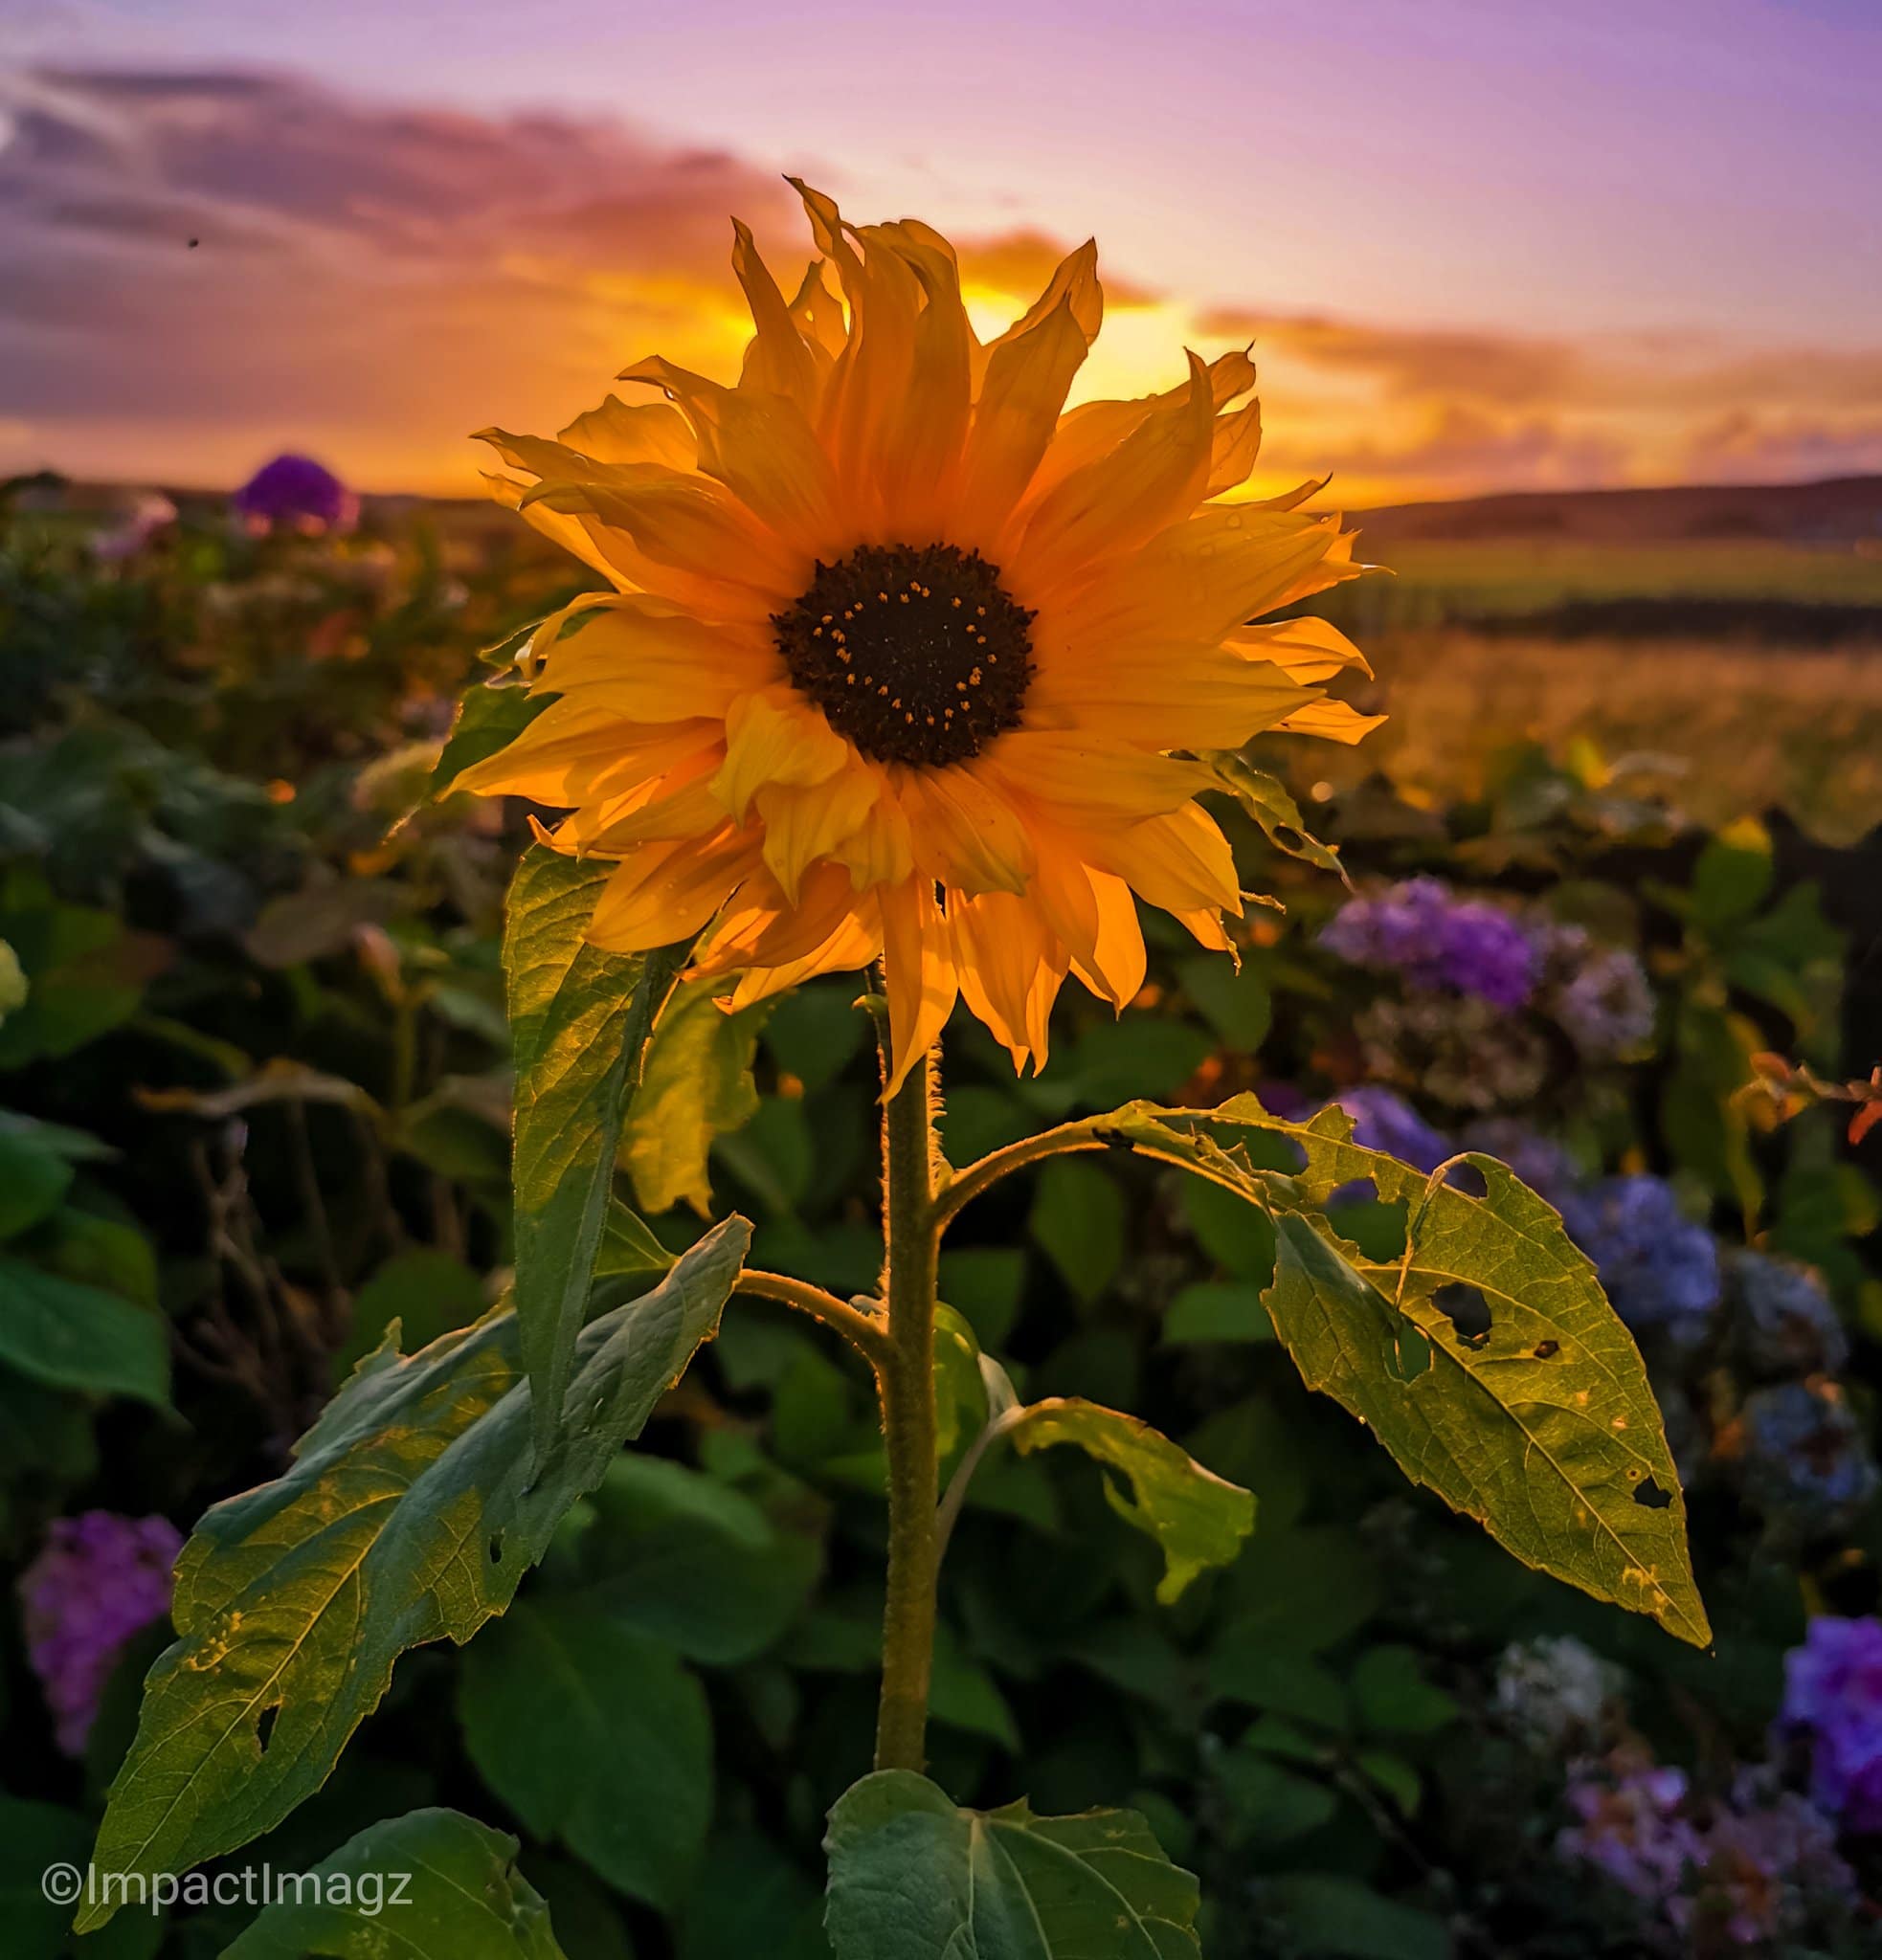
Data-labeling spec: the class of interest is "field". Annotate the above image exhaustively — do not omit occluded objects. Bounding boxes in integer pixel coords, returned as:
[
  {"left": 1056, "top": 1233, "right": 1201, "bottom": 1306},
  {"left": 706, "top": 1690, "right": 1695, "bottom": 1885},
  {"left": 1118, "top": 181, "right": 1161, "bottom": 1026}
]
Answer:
[{"left": 3, "top": 480, "right": 1881, "bottom": 1960}]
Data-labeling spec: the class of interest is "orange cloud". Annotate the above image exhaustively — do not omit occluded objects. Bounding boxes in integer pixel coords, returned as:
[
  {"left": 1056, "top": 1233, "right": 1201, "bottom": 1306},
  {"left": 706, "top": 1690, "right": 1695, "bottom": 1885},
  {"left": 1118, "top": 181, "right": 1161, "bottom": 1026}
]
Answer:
[{"left": 4, "top": 67, "right": 1879, "bottom": 504}]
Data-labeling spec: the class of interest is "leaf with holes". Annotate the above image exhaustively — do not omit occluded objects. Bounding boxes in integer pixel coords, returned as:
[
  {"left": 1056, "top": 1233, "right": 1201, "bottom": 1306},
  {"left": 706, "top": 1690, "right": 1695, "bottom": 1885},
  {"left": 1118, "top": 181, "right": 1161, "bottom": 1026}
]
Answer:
[
  {"left": 1095, "top": 1097, "right": 1709, "bottom": 1646},
  {"left": 77, "top": 1215, "right": 750, "bottom": 1932},
  {"left": 219, "top": 1808, "right": 567, "bottom": 1959},
  {"left": 1007, "top": 1399, "right": 1254, "bottom": 1604},
  {"left": 1202, "top": 752, "right": 1345, "bottom": 880},
  {"left": 824, "top": 1771, "right": 1199, "bottom": 1960},
  {"left": 505, "top": 844, "right": 692, "bottom": 1458}
]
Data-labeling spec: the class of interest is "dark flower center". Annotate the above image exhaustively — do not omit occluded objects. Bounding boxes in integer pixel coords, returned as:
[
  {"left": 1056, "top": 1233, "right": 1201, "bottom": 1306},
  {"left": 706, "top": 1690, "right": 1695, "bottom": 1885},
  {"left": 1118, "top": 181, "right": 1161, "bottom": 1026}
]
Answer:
[{"left": 773, "top": 542, "right": 1034, "bottom": 768}]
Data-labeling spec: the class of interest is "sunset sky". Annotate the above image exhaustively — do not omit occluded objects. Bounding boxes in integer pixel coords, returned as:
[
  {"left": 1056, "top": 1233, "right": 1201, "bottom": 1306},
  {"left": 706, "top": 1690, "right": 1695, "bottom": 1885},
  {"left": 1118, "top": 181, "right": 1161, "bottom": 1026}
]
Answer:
[{"left": 3, "top": 0, "right": 1879, "bottom": 504}]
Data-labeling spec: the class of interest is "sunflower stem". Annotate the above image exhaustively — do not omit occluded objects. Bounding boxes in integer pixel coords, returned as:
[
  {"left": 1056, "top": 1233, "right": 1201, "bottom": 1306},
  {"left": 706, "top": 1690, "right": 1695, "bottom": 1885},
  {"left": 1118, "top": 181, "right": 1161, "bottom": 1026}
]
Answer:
[{"left": 873, "top": 1030, "right": 943, "bottom": 1773}]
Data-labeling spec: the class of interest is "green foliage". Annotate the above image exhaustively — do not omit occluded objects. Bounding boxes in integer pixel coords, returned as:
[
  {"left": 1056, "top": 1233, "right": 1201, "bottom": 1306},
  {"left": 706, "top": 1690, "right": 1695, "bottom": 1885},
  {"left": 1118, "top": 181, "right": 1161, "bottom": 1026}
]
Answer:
[
  {"left": 623, "top": 974, "right": 772, "bottom": 1216},
  {"left": 219, "top": 1809, "right": 567, "bottom": 1959},
  {"left": 1104, "top": 1098, "right": 1710, "bottom": 1645},
  {"left": 823, "top": 1771, "right": 1199, "bottom": 1960},
  {"left": 1005, "top": 1399, "right": 1255, "bottom": 1605},
  {"left": 78, "top": 1218, "right": 749, "bottom": 1929},
  {"left": 459, "top": 1597, "right": 712, "bottom": 1909},
  {"left": 504, "top": 844, "right": 691, "bottom": 1455}
]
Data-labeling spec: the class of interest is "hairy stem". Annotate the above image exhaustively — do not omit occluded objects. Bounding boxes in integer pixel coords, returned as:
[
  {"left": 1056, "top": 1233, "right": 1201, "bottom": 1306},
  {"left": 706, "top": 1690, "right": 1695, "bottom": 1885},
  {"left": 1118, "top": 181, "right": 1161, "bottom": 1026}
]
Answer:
[
  {"left": 933, "top": 1116, "right": 1109, "bottom": 1227},
  {"left": 874, "top": 1035, "right": 943, "bottom": 1773},
  {"left": 737, "top": 1270, "right": 888, "bottom": 1358}
]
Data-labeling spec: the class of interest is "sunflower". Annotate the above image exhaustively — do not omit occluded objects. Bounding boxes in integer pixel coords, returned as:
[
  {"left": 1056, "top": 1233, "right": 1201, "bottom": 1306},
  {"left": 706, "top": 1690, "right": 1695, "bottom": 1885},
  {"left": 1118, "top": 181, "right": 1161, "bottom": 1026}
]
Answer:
[{"left": 463, "top": 183, "right": 1375, "bottom": 1090}]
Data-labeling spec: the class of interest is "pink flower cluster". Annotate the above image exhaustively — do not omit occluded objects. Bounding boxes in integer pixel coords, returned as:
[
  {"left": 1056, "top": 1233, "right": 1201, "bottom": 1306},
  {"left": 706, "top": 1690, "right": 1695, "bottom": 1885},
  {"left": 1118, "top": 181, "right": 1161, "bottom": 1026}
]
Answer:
[{"left": 17, "top": 1510, "right": 183, "bottom": 1756}]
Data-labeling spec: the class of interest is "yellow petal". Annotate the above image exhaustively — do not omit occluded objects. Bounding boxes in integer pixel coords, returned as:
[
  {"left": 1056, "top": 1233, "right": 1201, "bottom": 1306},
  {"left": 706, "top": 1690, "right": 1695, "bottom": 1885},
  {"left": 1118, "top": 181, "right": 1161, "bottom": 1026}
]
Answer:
[
  {"left": 1027, "top": 640, "right": 1320, "bottom": 750},
  {"left": 1028, "top": 844, "right": 1146, "bottom": 1011},
  {"left": 555, "top": 395, "right": 697, "bottom": 471},
  {"left": 723, "top": 905, "right": 883, "bottom": 1009},
  {"left": 757, "top": 765, "right": 884, "bottom": 903},
  {"left": 536, "top": 597, "right": 776, "bottom": 722},
  {"left": 563, "top": 759, "right": 725, "bottom": 852},
  {"left": 1050, "top": 507, "right": 1350, "bottom": 653},
  {"left": 1205, "top": 399, "right": 1263, "bottom": 498},
  {"left": 1225, "top": 615, "right": 1374, "bottom": 683},
  {"left": 519, "top": 460, "right": 802, "bottom": 612},
  {"left": 832, "top": 779, "right": 915, "bottom": 890},
  {"left": 620, "top": 355, "right": 843, "bottom": 560},
  {"left": 789, "top": 258, "right": 849, "bottom": 369},
  {"left": 983, "top": 731, "right": 1216, "bottom": 827},
  {"left": 732, "top": 218, "right": 819, "bottom": 410},
  {"left": 456, "top": 698, "right": 714, "bottom": 808},
  {"left": 862, "top": 220, "right": 973, "bottom": 538},
  {"left": 1097, "top": 803, "right": 1242, "bottom": 918},
  {"left": 1012, "top": 350, "right": 1214, "bottom": 594},
  {"left": 974, "top": 237, "right": 1103, "bottom": 388},
  {"left": 1018, "top": 346, "right": 1255, "bottom": 517},
  {"left": 954, "top": 296, "right": 1089, "bottom": 550},
  {"left": 952, "top": 889, "right": 1066, "bottom": 1075},
  {"left": 712, "top": 685, "right": 850, "bottom": 821},
  {"left": 586, "top": 826, "right": 760, "bottom": 953},
  {"left": 1274, "top": 699, "right": 1388, "bottom": 745},
  {"left": 897, "top": 766, "right": 1035, "bottom": 896},
  {"left": 880, "top": 879, "right": 956, "bottom": 1096}
]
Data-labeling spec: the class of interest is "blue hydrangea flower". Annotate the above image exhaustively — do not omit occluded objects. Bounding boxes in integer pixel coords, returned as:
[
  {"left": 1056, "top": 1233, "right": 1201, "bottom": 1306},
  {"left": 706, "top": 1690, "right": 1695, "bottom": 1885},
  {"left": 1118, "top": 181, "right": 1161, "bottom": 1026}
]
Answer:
[
  {"left": 1723, "top": 1251, "right": 1849, "bottom": 1380},
  {"left": 17, "top": 1511, "right": 183, "bottom": 1755},
  {"left": 1738, "top": 1380, "right": 1877, "bottom": 1528},
  {"left": 1558, "top": 1176, "right": 1720, "bottom": 1347},
  {"left": 1779, "top": 1616, "right": 1882, "bottom": 1832},
  {"left": 1320, "top": 877, "right": 1539, "bottom": 1009}
]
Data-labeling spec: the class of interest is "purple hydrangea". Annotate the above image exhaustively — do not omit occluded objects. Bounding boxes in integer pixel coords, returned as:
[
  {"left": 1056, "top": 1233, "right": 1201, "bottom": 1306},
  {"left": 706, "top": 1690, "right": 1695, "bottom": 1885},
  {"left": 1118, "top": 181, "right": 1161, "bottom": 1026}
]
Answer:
[
  {"left": 1557, "top": 1755, "right": 1703, "bottom": 1908},
  {"left": 1738, "top": 1380, "right": 1877, "bottom": 1529},
  {"left": 1723, "top": 1251, "right": 1849, "bottom": 1381},
  {"left": 1779, "top": 1616, "right": 1882, "bottom": 1831},
  {"left": 232, "top": 454, "right": 357, "bottom": 536},
  {"left": 1320, "top": 877, "right": 1540, "bottom": 1009},
  {"left": 1323, "top": 1085, "right": 1453, "bottom": 1173},
  {"left": 17, "top": 1511, "right": 183, "bottom": 1756},
  {"left": 1697, "top": 1771, "right": 1854, "bottom": 1946},
  {"left": 1552, "top": 942, "right": 1656, "bottom": 1059},
  {"left": 1558, "top": 1176, "right": 1720, "bottom": 1347},
  {"left": 1558, "top": 1754, "right": 1856, "bottom": 1946}
]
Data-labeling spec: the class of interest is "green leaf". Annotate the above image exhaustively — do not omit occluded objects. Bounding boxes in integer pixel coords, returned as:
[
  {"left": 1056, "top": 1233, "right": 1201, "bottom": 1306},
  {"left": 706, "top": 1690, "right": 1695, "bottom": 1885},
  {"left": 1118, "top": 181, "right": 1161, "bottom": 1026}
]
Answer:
[
  {"left": 338, "top": 1247, "right": 488, "bottom": 1373},
  {"left": 0, "top": 936, "right": 24, "bottom": 1023},
  {"left": 1202, "top": 753, "right": 1345, "bottom": 879},
  {"left": 1007, "top": 1397, "right": 1254, "bottom": 1604},
  {"left": 1099, "top": 1097, "right": 1710, "bottom": 1647},
  {"left": 78, "top": 1216, "right": 750, "bottom": 1932},
  {"left": 1689, "top": 814, "right": 1773, "bottom": 932},
  {"left": 681, "top": 1827, "right": 832, "bottom": 1960},
  {"left": 1352, "top": 1645, "right": 1457, "bottom": 1737},
  {"left": 0, "top": 1258, "right": 169, "bottom": 1406},
  {"left": 823, "top": 1771, "right": 1199, "bottom": 1960},
  {"left": 459, "top": 1597, "right": 711, "bottom": 1910},
  {"left": 1029, "top": 1157, "right": 1124, "bottom": 1306},
  {"left": 0, "top": 1793, "right": 92, "bottom": 1960},
  {"left": 622, "top": 974, "right": 772, "bottom": 1216},
  {"left": 572, "top": 1455, "right": 818, "bottom": 1664},
  {"left": 1177, "top": 953, "right": 1272, "bottom": 1053},
  {"left": 0, "top": 1124, "right": 73, "bottom": 1239},
  {"left": 218, "top": 1808, "right": 567, "bottom": 1959},
  {"left": 505, "top": 844, "right": 692, "bottom": 1459},
  {"left": 1162, "top": 1281, "right": 1272, "bottom": 1345},
  {"left": 1260, "top": 1874, "right": 1452, "bottom": 1960},
  {"left": 433, "top": 678, "right": 555, "bottom": 799}
]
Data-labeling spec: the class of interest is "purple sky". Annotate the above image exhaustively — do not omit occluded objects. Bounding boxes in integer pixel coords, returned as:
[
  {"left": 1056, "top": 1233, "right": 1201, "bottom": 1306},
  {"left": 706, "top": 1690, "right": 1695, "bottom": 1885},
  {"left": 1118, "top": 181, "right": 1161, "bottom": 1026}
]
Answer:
[{"left": 4, "top": 0, "right": 1878, "bottom": 496}]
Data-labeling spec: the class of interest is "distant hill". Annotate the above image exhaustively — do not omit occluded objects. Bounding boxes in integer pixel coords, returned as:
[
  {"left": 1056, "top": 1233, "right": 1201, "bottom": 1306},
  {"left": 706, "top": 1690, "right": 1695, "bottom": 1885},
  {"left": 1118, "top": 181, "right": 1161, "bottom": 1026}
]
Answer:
[{"left": 1352, "top": 475, "right": 1882, "bottom": 548}]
